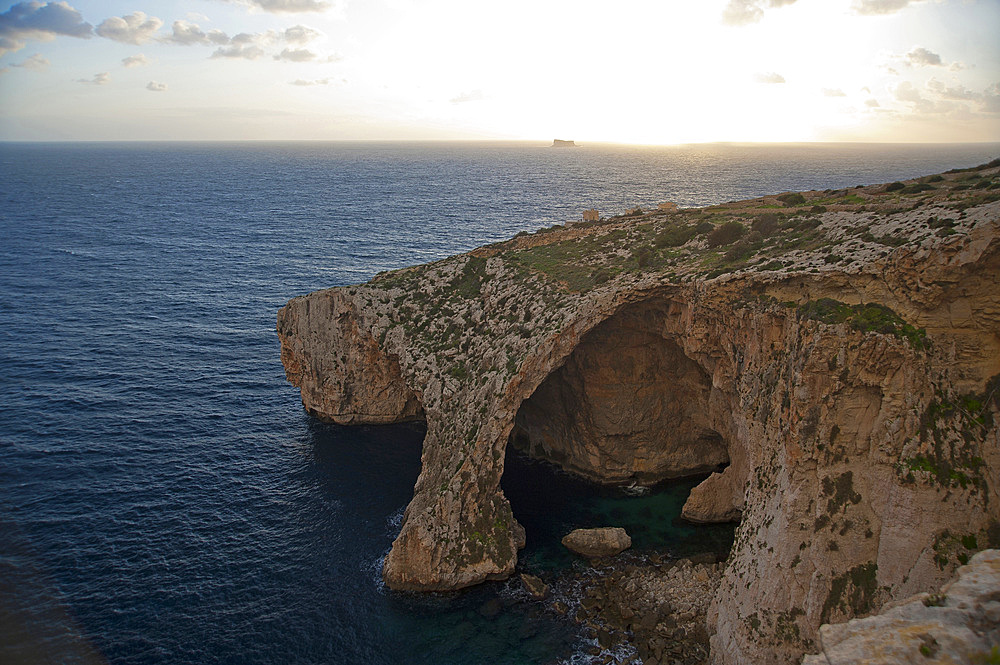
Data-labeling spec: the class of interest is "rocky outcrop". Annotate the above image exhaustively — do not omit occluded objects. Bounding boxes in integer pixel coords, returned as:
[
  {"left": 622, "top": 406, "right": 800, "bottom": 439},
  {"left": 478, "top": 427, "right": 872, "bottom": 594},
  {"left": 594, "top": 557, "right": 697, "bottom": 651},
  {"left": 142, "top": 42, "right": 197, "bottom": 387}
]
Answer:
[
  {"left": 801, "top": 549, "right": 1000, "bottom": 664},
  {"left": 278, "top": 163, "right": 1000, "bottom": 662},
  {"left": 562, "top": 527, "right": 633, "bottom": 558}
]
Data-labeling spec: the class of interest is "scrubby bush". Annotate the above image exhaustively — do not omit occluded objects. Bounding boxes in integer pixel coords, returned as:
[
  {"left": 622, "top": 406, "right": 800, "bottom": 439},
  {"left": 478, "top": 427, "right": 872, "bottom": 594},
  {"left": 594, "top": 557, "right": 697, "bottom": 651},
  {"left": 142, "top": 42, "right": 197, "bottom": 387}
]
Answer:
[
  {"left": 752, "top": 213, "right": 780, "bottom": 238},
  {"left": 706, "top": 221, "right": 747, "bottom": 247},
  {"left": 654, "top": 225, "right": 696, "bottom": 248},
  {"left": 633, "top": 245, "right": 654, "bottom": 268},
  {"left": 810, "top": 205, "right": 827, "bottom": 214},
  {"left": 884, "top": 182, "right": 905, "bottom": 192},
  {"left": 777, "top": 192, "right": 806, "bottom": 205},
  {"left": 724, "top": 236, "right": 759, "bottom": 262},
  {"left": 695, "top": 221, "right": 715, "bottom": 235}
]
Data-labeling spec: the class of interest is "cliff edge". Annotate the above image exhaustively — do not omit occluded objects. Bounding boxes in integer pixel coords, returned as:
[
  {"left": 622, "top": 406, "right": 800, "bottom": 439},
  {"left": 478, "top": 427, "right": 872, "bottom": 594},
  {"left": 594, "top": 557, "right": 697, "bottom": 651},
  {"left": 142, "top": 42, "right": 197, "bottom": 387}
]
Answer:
[{"left": 277, "top": 162, "right": 1000, "bottom": 664}]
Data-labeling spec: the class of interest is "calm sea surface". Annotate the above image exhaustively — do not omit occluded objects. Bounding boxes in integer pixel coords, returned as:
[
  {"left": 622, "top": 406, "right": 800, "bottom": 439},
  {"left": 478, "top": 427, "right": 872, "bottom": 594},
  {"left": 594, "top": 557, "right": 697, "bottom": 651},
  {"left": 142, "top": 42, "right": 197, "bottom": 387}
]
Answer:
[{"left": 2, "top": 141, "right": 998, "bottom": 664}]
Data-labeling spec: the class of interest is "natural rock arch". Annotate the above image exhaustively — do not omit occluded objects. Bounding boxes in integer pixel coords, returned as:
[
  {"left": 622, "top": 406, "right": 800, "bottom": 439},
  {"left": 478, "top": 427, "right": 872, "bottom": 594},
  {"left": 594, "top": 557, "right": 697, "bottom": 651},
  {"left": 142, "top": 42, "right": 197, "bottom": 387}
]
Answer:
[{"left": 510, "top": 296, "right": 736, "bottom": 488}]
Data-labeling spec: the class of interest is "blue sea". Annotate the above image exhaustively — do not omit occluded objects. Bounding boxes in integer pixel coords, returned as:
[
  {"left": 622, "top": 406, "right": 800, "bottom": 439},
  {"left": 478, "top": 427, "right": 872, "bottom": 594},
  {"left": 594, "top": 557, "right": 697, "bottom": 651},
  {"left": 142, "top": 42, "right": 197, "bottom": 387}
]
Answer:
[{"left": 2, "top": 141, "right": 998, "bottom": 665}]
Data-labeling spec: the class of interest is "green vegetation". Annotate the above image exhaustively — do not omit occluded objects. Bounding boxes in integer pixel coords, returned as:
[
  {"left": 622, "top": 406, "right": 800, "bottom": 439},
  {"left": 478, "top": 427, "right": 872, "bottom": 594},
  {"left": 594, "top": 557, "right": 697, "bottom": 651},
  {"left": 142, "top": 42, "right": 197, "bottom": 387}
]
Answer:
[
  {"left": 796, "top": 298, "right": 928, "bottom": 350},
  {"left": 706, "top": 221, "right": 747, "bottom": 247},
  {"left": 452, "top": 255, "right": 489, "bottom": 298},
  {"left": 777, "top": 192, "right": 807, "bottom": 205},
  {"left": 821, "top": 562, "right": 880, "bottom": 623}
]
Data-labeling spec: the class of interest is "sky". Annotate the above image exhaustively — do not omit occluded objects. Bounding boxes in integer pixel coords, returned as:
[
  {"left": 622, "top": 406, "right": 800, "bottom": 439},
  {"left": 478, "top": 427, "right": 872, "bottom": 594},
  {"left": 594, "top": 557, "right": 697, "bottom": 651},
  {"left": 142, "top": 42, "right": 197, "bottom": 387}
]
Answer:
[{"left": 0, "top": 0, "right": 998, "bottom": 143}]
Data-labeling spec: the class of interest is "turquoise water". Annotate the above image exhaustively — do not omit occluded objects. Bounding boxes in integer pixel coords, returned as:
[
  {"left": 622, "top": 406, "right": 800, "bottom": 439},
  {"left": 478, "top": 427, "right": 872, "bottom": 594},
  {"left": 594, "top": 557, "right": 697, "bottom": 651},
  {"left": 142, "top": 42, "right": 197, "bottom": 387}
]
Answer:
[{"left": 503, "top": 450, "right": 735, "bottom": 573}]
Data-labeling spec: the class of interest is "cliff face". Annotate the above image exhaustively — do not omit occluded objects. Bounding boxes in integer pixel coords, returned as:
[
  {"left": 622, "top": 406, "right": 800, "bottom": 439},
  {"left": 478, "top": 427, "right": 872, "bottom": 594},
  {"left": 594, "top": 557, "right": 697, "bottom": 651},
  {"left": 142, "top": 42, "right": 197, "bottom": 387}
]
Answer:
[{"left": 277, "top": 164, "right": 1000, "bottom": 663}]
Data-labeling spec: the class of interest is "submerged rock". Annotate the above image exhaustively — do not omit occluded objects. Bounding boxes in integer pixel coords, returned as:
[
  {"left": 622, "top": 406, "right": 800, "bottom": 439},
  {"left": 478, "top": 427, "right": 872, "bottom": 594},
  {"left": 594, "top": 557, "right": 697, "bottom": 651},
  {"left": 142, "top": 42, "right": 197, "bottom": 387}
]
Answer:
[
  {"left": 519, "top": 573, "right": 549, "bottom": 600},
  {"left": 562, "top": 527, "right": 632, "bottom": 558}
]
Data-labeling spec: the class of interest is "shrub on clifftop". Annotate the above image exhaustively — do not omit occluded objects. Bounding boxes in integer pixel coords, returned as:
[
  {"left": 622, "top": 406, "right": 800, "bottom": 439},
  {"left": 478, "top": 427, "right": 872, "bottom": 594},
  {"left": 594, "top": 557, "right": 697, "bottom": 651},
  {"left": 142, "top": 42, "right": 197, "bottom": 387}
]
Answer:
[{"left": 706, "top": 221, "right": 747, "bottom": 247}]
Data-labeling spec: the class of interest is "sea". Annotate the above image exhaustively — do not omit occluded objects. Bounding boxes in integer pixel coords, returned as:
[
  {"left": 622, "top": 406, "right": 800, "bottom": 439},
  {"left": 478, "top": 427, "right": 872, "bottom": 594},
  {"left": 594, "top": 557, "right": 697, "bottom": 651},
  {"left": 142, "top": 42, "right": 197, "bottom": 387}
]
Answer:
[{"left": 2, "top": 141, "right": 998, "bottom": 665}]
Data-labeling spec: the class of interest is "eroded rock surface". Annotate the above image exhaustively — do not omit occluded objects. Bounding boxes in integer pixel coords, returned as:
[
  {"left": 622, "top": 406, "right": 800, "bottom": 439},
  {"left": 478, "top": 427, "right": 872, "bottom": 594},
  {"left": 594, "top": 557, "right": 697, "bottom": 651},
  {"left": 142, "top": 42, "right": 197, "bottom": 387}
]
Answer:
[
  {"left": 801, "top": 549, "right": 1000, "bottom": 665},
  {"left": 278, "top": 163, "right": 1000, "bottom": 663}
]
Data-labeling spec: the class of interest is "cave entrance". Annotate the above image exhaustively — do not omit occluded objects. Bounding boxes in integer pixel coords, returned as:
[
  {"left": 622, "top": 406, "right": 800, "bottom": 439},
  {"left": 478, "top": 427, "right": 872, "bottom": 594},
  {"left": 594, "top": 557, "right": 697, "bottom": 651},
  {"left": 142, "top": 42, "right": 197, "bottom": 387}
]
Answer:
[
  {"left": 510, "top": 300, "right": 730, "bottom": 486},
  {"left": 502, "top": 298, "right": 737, "bottom": 569}
]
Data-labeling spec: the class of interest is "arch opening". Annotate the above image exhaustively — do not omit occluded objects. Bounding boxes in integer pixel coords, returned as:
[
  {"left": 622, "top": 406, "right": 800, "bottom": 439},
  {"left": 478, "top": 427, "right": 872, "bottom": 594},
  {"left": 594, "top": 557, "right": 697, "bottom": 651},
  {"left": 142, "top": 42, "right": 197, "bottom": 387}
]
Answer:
[{"left": 510, "top": 300, "right": 731, "bottom": 487}]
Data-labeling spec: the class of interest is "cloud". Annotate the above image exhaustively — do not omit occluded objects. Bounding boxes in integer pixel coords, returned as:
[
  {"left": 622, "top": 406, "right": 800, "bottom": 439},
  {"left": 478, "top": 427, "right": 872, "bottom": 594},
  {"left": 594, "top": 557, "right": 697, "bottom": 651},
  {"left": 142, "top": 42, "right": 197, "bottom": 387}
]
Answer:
[
  {"left": 755, "top": 72, "right": 785, "bottom": 84},
  {"left": 12, "top": 52, "right": 49, "bottom": 70},
  {"left": 450, "top": 89, "right": 486, "bottom": 103},
  {"left": 282, "top": 24, "right": 321, "bottom": 44},
  {"left": 290, "top": 77, "right": 329, "bottom": 85},
  {"left": 924, "top": 78, "right": 1000, "bottom": 113},
  {"left": 905, "top": 46, "right": 941, "bottom": 67},
  {"left": 146, "top": 80, "right": 167, "bottom": 92},
  {"left": 0, "top": 1, "right": 93, "bottom": 55},
  {"left": 77, "top": 71, "right": 109, "bottom": 85},
  {"left": 162, "top": 19, "right": 229, "bottom": 46},
  {"left": 722, "top": 0, "right": 798, "bottom": 26},
  {"left": 209, "top": 31, "right": 276, "bottom": 59},
  {"left": 122, "top": 53, "right": 148, "bottom": 67},
  {"left": 822, "top": 88, "right": 847, "bottom": 97},
  {"left": 95, "top": 11, "right": 162, "bottom": 45},
  {"left": 222, "top": 0, "right": 334, "bottom": 12},
  {"left": 274, "top": 46, "right": 317, "bottom": 61},
  {"left": 865, "top": 98, "right": 880, "bottom": 108},
  {"left": 982, "top": 84, "right": 1000, "bottom": 113},
  {"left": 852, "top": 0, "right": 922, "bottom": 15}
]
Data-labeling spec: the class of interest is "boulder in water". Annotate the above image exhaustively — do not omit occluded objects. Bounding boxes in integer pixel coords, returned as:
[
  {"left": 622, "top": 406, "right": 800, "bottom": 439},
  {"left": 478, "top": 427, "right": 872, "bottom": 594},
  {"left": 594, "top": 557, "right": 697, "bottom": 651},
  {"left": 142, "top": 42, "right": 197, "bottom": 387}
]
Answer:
[{"left": 561, "top": 527, "right": 631, "bottom": 558}]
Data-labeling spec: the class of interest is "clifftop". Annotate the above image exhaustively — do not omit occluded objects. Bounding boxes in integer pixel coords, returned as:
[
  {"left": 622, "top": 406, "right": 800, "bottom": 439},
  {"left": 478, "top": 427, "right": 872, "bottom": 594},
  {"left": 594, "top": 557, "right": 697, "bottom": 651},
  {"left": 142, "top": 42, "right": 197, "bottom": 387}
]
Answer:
[{"left": 277, "top": 160, "right": 1000, "bottom": 664}]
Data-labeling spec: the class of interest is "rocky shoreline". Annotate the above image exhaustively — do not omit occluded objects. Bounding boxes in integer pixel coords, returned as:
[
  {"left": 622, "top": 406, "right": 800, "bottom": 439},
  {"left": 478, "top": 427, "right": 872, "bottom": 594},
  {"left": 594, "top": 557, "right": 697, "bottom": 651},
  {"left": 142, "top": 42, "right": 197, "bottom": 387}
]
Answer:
[{"left": 514, "top": 550, "right": 726, "bottom": 665}]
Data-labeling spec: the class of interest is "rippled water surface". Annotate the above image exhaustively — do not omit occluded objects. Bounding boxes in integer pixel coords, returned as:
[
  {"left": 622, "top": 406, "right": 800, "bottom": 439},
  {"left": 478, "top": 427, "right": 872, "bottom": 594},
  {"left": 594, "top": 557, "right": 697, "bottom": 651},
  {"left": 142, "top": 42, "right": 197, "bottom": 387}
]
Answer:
[{"left": 2, "top": 141, "right": 997, "bottom": 664}]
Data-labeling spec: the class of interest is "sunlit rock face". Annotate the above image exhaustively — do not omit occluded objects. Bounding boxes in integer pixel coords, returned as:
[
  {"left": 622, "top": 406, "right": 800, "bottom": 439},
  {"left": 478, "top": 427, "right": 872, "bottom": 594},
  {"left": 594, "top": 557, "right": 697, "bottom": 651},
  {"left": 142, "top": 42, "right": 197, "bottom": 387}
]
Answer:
[{"left": 278, "top": 168, "right": 1000, "bottom": 664}]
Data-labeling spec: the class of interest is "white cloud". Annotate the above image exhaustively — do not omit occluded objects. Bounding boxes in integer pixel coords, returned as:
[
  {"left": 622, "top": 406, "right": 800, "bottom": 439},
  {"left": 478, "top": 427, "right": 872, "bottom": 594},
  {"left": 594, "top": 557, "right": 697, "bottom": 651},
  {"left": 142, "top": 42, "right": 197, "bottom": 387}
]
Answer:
[
  {"left": 282, "top": 24, "right": 321, "bottom": 44},
  {"left": 755, "top": 72, "right": 785, "bottom": 84},
  {"left": 12, "top": 52, "right": 49, "bottom": 70},
  {"left": 450, "top": 89, "right": 485, "bottom": 103},
  {"left": 722, "top": 0, "right": 798, "bottom": 26},
  {"left": 852, "top": 0, "right": 922, "bottom": 15},
  {"left": 274, "top": 46, "right": 317, "bottom": 61},
  {"left": 865, "top": 98, "right": 880, "bottom": 108},
  {"left": 122, "top": 53, "right": 148, "bottom": 68},
  {"left": 905, "top": 46, "right": 941, "bottom": 67},
  {"left": 822, "top": 88, "right": 847, "bottom": 97},
  {"left": 95, "top": 11, "right": 162, "bottom": 45},
  {"left": 77, "top": 71, "right": 109, "bottom": 85},
  {"left": 0, "top": 1, "right": 93, "bottom": 55},
  {"left": 162, "top": 20, "right": 229, "bottom": 46},
  {"left": 290, "top": 77, "right": 329, "bottom": 85},
  {"left": 146, "top": 80, "right": 167, "bottom": 91},
  {"left": 221, "top": 0, "right": 335, "bottom": 13}
]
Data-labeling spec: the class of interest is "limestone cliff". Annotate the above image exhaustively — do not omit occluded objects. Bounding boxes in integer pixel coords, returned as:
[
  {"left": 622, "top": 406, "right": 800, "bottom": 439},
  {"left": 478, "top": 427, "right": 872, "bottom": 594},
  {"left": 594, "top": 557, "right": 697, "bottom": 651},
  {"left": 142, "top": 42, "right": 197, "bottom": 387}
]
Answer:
[
  {"left": 801, "top": 549, "right": 1000, "bottom": 664},
  {"left": 277, "top": 162, "right": 1000, "bottom": 663}
]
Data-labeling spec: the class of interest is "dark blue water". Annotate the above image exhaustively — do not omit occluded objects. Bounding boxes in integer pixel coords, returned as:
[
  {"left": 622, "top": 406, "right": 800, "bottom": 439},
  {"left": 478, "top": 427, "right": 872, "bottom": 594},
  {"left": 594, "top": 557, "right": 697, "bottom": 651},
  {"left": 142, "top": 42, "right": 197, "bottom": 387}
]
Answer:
[{"left": 2, "top": 141, "right": 997, "bottom": 665}]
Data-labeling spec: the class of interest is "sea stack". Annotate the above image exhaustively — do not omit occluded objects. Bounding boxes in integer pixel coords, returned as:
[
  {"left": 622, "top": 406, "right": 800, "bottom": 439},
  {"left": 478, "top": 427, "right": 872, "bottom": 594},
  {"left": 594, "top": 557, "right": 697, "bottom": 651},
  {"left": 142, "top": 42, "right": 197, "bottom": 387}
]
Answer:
[{"left": 551, "top": 139, "right": 577, "bottom": 147}]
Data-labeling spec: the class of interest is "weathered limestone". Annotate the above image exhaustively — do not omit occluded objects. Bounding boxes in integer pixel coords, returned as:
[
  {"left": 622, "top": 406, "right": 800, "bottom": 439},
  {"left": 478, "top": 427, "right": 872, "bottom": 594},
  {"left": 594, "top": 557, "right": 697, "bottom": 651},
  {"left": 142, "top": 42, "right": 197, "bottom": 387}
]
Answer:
[
  {"left": 278, "top": 166, "right": 1000, "bottom": 663},
  {"left": 562, "top": 527, "right": 633, "bottom": 558},
  {"left": 801, "top": 549, "right": 1000, "bottom": 665}
]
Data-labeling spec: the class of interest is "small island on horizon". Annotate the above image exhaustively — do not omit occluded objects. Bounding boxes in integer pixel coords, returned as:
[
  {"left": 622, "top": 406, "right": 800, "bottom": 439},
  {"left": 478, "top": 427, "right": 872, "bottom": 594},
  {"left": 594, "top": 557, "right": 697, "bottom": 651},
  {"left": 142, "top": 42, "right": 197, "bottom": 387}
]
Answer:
[{"left": 551, "top": 139, "right": 577, "bottom": 148}]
